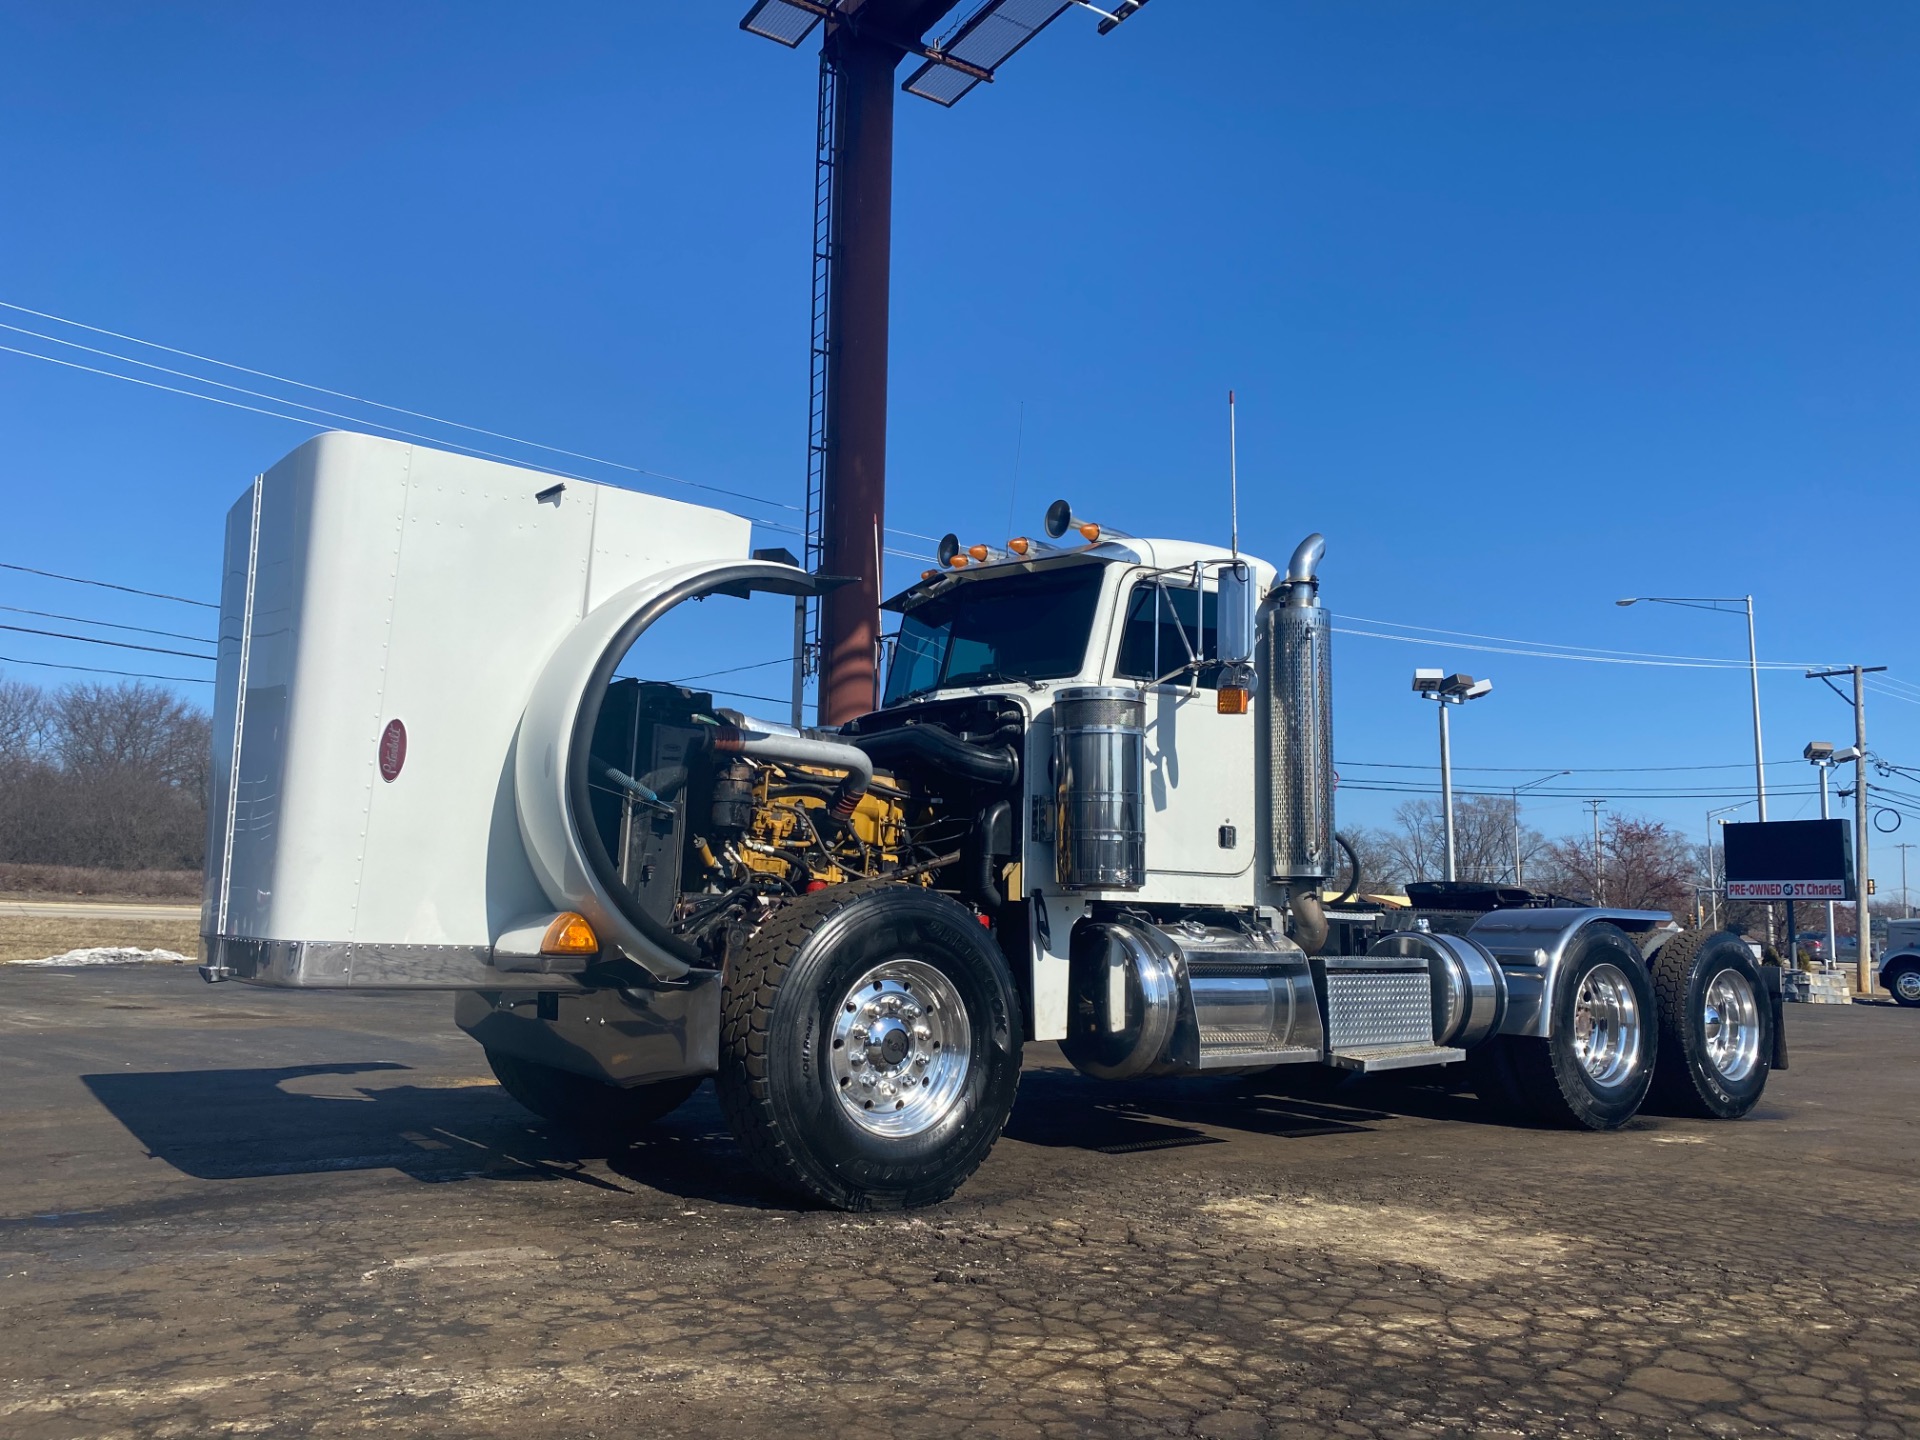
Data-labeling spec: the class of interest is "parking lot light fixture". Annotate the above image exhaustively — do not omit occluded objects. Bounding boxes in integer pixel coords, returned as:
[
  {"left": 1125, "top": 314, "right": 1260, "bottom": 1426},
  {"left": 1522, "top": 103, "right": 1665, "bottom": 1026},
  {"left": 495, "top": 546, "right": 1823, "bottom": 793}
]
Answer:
[{"left": 1413, "top": 670, "right": 1493, "bottom": 883}]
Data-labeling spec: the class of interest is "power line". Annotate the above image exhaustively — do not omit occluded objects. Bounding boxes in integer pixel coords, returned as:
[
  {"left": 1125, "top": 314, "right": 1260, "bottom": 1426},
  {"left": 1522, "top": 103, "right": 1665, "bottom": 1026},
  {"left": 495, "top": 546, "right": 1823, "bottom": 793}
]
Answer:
[
  {"left": 1340, "top": 779, "right": 1823, "bottom": 802},
  {"left": 1334, "top": 611, "right": 1834, "bottom": 671},
  {"left": 0, "top": 559, "right": 216, "bottom": 610},
  {"left": 3, "top": 300, "right": 941, "bottom": 545},
  {"left": 0, "top": 652, "right": 212, "bottom": 685},
  {"left": 1339, "top": 758, "right": 1807, "bottom": 775},
  {"left": 0, "top": 604, "right": 213, "bottom": 646},
  {"left": 0, "top": 307, "right": 802, "bottom": 514},
  {"left": 1334, "top": 624, "right": 1828, "bottom": 673},
  {"left": 0, "top": 622, "right": 215, "bottom": 661}
]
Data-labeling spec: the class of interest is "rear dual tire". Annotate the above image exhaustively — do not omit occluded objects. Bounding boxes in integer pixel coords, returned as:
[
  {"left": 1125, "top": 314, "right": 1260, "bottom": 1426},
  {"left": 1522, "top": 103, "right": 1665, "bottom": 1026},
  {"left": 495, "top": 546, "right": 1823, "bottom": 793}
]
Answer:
[
  {"left": 1646, "top": 929, "right": 1772, "bottom": 1118},
  {"left": 1470, "top": 923, "right": 1656, "bottom": 1130}
]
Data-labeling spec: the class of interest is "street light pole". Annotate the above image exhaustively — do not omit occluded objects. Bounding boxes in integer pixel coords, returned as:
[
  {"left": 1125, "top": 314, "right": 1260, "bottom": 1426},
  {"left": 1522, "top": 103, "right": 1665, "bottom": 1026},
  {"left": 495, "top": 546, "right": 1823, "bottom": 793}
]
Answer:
[
  {"left": 1510, "top": 771, "right": 1569, "bottom": 886},
  {"left": 1412, "top": 670, "right": 1493, "bottom": 885},
  {"left": 1743, "top": 596, "right": 1766, "bottom": 822},
  {"left": 1705, "top": 802, "right": 1746, "bottom": 930},
  {"left": 1618, "top": 594, "right": 1769, "bottom": 820},
  {"left": 1438, "top": 700, "right": 1455, "bottom": 882},
  {"left": 1806, "top": 742, "right": 1840, "bottom": 969},
  {"left": 1808, "top": 665, "right": 1886, "bottom": 996}
]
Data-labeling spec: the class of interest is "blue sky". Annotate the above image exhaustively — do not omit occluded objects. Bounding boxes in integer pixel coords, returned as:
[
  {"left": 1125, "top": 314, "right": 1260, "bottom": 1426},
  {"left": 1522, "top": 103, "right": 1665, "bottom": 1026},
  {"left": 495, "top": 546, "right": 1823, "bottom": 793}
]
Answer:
[{"left": 2, "top": 2, "right": 1917, "bottom": 885}]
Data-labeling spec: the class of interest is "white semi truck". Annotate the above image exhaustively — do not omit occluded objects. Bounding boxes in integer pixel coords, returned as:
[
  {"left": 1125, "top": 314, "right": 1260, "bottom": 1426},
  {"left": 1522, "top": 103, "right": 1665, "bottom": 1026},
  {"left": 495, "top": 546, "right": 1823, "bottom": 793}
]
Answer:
[{"left": 201, "top": 432, "right": 1785, "bottom": 1209}]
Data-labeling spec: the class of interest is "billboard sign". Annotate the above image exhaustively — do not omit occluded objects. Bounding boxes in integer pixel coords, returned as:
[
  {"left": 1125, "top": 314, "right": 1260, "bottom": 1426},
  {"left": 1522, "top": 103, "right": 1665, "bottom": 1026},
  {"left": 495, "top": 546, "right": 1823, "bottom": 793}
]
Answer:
[{"left": 1722, "top": 819, "right": 1854, "bottom": 901}]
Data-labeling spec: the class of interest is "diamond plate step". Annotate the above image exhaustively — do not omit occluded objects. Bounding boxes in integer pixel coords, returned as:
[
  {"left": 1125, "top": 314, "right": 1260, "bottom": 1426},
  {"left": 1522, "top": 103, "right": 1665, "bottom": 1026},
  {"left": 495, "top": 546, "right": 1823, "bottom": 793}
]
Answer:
[{"left": 1328, "top": 1043, "right": 1466, "bottom": 1073}]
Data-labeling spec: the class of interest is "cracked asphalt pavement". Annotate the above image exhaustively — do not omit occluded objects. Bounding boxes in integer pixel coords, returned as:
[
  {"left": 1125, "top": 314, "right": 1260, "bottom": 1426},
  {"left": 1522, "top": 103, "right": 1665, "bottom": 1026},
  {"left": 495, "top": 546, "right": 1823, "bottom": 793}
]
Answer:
[{"left": 2, "top": 965, "right": 1916, "bottom": 1438}]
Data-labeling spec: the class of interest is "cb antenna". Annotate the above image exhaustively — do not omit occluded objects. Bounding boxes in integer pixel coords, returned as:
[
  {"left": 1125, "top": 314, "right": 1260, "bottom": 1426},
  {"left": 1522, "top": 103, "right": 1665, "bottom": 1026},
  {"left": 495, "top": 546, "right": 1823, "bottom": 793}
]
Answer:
[{"left": 1228, "top": 388, "right": 1239, "bottom": 559}]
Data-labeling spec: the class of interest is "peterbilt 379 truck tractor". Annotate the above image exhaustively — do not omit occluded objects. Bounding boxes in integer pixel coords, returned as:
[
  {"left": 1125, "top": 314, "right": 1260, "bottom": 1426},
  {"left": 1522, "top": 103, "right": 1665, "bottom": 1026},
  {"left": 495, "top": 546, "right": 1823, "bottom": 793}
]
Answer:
[{"left": 200, "top": 432, "right": 1784, "bottom": 1209}]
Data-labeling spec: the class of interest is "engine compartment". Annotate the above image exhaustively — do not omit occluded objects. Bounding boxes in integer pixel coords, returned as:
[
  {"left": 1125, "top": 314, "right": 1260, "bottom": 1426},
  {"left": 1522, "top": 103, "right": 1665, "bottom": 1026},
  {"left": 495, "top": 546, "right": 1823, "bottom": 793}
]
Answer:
[{"left": 584, "top": 682, "right": 1026, "bottom": 971}]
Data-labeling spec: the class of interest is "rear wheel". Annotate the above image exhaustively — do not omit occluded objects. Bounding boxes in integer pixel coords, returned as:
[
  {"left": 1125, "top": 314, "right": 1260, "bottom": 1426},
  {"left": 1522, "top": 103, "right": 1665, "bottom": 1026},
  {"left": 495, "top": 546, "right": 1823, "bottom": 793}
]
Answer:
[
  {"left": 485, "top": 1049, "right": 701, "bottom": 1140},
  {"left": 1887, "top": 962, "right": 1920, "bottom": 1008},
  {"left": 1647, "top": 929, "right": 1773, "bottom": 1118},
  {"left": 1505, "top": 924, "right": 1656, "bottom": 1130},
  {"left": 718, "top": 882, "right": 1022, "bottom": 1210}
]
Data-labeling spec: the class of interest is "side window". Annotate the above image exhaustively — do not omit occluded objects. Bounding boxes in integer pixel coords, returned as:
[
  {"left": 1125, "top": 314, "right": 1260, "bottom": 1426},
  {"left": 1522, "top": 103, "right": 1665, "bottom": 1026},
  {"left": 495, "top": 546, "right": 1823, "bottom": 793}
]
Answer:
[{"left": 1115, "top": 583, "right": 1222, "bottom": 688}]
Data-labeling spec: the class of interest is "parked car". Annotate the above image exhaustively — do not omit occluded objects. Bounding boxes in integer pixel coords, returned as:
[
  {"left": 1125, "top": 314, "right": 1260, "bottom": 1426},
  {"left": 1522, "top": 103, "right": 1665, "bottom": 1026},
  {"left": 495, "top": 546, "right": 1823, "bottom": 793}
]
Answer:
[{"left": 1881, "top": 920, "right": 1920, "bottom": 1007}]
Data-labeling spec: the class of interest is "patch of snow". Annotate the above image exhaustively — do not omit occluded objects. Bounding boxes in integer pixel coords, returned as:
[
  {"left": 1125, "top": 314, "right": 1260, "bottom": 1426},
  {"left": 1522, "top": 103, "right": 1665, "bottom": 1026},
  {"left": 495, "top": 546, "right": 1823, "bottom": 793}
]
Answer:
[{"left": 9, "top": 946, "right": 193, "bottom": 967}]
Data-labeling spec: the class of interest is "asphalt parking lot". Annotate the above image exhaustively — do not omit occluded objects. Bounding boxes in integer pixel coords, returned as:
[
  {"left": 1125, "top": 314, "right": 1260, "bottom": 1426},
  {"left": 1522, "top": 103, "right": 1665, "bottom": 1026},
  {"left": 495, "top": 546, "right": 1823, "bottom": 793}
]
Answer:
[{"left": 2, "top": 965, "right": 1916, "bottom": 1439}]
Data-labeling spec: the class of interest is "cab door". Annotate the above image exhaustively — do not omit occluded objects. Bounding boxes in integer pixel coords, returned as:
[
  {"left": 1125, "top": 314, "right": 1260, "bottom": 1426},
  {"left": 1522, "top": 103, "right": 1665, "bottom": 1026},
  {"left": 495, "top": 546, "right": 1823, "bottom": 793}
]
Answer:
[{"left": 1111, "top": 575, "right": 1254, "bottom": 879}]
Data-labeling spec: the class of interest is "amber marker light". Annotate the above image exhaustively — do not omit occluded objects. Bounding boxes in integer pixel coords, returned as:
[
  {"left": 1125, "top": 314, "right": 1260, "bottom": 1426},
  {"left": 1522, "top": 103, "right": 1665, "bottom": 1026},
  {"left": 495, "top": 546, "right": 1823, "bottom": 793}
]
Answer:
[
  {"left": 967, "top": 544, "right": 990, "bottom": 561},
  {"left": 1077, "top": 521, "right": 1101, "bottom": 542},
  {"left": 540, "top": 912, "right": 600, "bottom": 956},
  {"left": 947, "top": 554, "right": 970, "bottom": 568},
  {"left": 1217, "top": 686, "right": 1251, "bottom": 715},
  {"left": 1007, "top": 537, "right": 1030, "bottom": 555}
]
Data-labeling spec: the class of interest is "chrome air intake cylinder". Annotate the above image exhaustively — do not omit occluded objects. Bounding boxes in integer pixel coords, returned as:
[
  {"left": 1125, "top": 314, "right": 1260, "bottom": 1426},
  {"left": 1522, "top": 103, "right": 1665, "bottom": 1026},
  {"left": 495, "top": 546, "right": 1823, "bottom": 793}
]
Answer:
[{"left": 1052, "top": 686, "right": 1146, "bottom": 890}]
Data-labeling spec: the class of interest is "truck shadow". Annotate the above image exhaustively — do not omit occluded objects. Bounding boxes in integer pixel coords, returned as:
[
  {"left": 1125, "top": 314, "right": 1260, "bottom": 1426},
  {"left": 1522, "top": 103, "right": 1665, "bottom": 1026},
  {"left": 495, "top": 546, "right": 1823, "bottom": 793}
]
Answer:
[
  {"left": 1003, "top": 1061, "right": 1519, "bottom": 1153},
  {"left": 79, "top": 1063, "right": 786, "bottom": 1209}
]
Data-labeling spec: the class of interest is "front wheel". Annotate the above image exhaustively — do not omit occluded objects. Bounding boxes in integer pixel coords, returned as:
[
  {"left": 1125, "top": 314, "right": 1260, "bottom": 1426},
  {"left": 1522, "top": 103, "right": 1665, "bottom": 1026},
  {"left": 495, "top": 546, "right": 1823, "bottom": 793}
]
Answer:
[
  {"left": 1647, "top": 930, "right": 1773, "bottom": 1118},
  {"left": 1887, "top": 962, "right": 1920, "bottom": 1008},
  {"left": 717, "top": 882, "right": 1023, "bottom": 1210},
  {"left": 1506, "top": 924, "right": 1657, "bottom": 1130}
]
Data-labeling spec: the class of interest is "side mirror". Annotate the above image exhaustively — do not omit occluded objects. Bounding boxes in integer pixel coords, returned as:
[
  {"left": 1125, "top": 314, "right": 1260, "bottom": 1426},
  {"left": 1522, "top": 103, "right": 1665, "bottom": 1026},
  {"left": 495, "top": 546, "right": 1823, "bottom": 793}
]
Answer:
[{"left": 1217, "top": 562, "right": 1257, "bottom": 666}]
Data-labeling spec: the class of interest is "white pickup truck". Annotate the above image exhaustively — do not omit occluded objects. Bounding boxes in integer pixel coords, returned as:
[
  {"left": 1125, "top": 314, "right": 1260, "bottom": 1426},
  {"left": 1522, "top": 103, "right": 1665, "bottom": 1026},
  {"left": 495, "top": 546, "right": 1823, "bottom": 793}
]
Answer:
[{"left": 1881, "top": 919, "right": 1920, "bottom": 1006}]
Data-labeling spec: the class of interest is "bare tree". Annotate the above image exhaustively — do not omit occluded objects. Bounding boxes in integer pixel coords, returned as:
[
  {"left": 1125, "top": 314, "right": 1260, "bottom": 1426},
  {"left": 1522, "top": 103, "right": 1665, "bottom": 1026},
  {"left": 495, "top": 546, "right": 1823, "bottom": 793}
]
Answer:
[
  {"left": 1376, "top": 795, "right": 1547, "bottom": 886},
  {"left": 0, "top": 678, "right": 48, "bottom": 767},
  {"left": 0, "top": 676, "right": 211, "bottom": 871},
  {"left": 1536, "top": 815, "right": 1701, "bottom": 912}
]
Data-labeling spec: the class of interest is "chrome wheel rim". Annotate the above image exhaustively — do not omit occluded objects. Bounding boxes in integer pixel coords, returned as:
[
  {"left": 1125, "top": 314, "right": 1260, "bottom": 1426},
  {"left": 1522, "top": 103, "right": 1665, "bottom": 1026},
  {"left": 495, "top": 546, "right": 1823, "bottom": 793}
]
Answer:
[
  {"left": 829, "top": 959, "right": 972, "bottom": 1138},
  {"left": 1571, "top": 962, "right": 1641, "bottom": 1089},
  {"left": 1896, "top": 970, "right": 1920, "bottom": 1003},
  {"left": 1701, "top": 967, "right": 1761, "bottom": 1082}
]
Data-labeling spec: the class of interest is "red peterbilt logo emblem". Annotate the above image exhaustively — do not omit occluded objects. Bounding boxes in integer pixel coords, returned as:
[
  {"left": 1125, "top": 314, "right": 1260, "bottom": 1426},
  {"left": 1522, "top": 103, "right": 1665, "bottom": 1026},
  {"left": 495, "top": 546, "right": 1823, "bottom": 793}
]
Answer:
[{"left": 379, "top": 719, "right": 407, "bottom": 782}]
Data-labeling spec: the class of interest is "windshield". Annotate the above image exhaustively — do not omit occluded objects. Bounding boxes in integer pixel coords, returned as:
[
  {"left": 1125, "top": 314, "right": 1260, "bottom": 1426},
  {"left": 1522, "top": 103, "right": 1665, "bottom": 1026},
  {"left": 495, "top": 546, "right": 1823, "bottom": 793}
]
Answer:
[{"left": 884, "top": 564, "right": 1106, "bottom": 705}]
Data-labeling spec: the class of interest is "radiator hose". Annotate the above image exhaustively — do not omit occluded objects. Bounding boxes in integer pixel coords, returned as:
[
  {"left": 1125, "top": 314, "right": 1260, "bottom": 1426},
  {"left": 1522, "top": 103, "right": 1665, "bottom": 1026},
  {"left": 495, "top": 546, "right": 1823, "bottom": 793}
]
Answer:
[{"left": 850, "top": 722, "right": 1019, "bottom": 788}]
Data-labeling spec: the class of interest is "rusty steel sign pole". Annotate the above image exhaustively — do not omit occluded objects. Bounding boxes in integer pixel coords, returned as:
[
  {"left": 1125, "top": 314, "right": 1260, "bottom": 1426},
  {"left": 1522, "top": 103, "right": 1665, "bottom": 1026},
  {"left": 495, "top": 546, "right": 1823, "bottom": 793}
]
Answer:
[
  {"left": 742, "top": 0, "right": 1156, "bottom": 722},
  {"left": 817, "top": 18, "right": 905, "bottom": 724}
]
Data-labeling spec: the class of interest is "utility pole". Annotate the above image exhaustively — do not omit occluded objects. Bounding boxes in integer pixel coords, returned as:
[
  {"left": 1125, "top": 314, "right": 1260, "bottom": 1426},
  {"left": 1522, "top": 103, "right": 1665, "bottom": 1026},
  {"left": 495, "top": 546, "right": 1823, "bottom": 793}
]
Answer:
[
  {"left": 1808, "top": 665, "right": 1886, "bottom": 995},
  {"left": 1586, "top": 799, "right": 1607, "bottom": 904}
]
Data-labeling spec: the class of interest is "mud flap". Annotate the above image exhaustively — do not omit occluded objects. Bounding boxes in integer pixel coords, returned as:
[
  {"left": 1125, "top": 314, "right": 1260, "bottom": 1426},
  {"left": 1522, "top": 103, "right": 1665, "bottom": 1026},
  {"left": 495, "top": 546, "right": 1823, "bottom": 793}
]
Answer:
[{"left": 1760, "top": 966, "right": 1789, "bottom": 1072}]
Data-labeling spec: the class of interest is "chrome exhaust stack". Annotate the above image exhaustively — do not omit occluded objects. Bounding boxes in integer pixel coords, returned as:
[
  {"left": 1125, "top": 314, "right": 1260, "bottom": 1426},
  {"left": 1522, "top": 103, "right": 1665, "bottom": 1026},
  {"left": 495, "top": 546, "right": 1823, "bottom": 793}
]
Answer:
[{"left": 1266, "top": 533, "right": 1334, "bottom": 886}]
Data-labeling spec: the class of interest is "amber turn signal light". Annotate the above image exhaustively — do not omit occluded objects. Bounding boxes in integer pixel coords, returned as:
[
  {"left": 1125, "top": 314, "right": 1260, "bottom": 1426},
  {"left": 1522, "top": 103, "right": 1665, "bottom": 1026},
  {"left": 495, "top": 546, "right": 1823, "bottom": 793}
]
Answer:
[
  {"left": 540, "top": 912, "right": 599, "bottom": 956},
  {"left": 1217, "top": 686, "right": 1251, "bottom": 715}
]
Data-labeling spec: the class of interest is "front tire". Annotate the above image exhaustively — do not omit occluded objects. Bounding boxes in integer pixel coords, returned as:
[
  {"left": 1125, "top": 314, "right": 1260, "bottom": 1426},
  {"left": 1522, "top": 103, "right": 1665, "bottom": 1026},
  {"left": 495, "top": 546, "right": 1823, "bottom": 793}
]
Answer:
[
  {"left": 1647, "top": 929, "right": 1773, "bottom": 1118},
  {"left": 717, "top": 883, "right": 1023, "bottom": 1211},
  {"left": 1887, "top": 961, "right": 1920, "bottom": 1008},
  {"left": 485, "top": 1049, "right": 701, "bottom": 1140},
  {"left": 1506, "top": 924, "right": 1656, "bottom": 1130}
]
